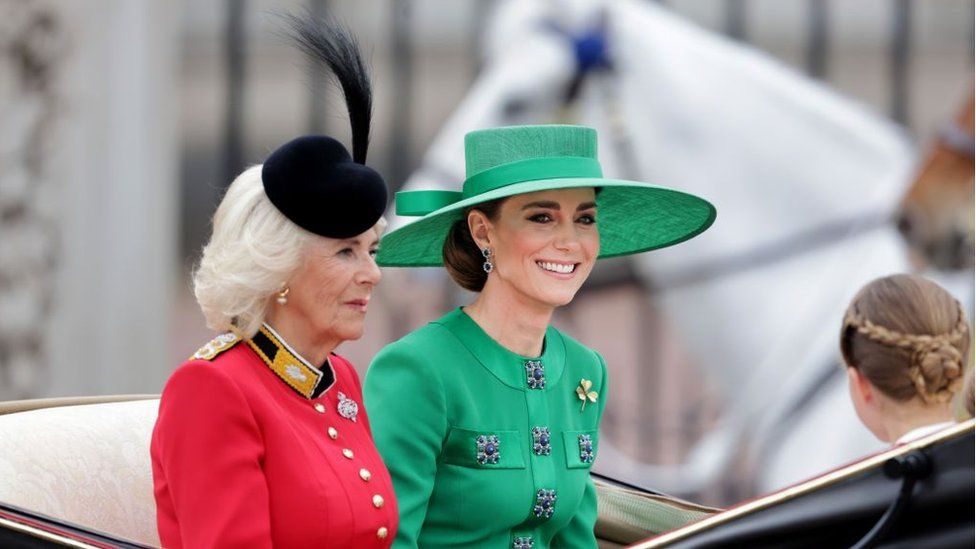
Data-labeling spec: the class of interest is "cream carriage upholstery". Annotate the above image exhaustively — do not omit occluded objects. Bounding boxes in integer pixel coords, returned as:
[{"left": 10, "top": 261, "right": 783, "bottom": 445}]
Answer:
[{"left": 0, "top": 396, "right": 161, "bottom": 547}]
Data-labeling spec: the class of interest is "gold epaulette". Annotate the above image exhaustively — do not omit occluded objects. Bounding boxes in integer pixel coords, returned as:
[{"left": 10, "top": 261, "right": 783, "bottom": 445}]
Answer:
[{"left": 190, "top": 332, "right": 241, "bottom": 361}]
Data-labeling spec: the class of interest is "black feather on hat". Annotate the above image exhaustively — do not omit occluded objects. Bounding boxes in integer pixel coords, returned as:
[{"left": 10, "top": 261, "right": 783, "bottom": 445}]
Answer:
[{"left": 261, "top": 14, "right": 387, "bottom": 239}]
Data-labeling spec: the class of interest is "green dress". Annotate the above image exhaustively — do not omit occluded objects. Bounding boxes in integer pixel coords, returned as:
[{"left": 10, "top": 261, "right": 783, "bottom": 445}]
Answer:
[{"left": 363, "top": 308, "right": 608, "bottom": 548}]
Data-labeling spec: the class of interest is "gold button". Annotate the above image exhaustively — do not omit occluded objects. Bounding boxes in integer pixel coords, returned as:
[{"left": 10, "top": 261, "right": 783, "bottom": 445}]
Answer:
[
  {"left": 376, "top": 527, "right": 388, "bottom": 540},
  {"left": 328, "top": 427, "right": 338, "bottom": 439},
  {"left": 313, "top": 403, "right": 326, "bottom": 413},
  {"left": 359, "top": 468, "right": 371, "bottom": 481},
  {"left": 372, "top": 494, "right": 384, "bottom": 508},
  {"left": 342, "top": 448, "right": 354, "bottom": 459}
]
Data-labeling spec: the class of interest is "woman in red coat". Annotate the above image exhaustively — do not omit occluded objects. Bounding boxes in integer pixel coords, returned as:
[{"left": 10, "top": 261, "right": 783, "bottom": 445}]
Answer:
[{"left": 150, "top": 18, "right": 397, "bottom": 548}]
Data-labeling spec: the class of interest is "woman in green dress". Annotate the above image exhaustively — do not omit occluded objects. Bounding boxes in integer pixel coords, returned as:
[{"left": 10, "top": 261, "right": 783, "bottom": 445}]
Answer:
[{"left": 364, "top": 125, "right": 715, "bottom": 548}]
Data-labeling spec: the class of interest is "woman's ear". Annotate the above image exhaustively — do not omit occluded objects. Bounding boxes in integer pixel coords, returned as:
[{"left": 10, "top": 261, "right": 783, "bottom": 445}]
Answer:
[
  {"left": 847, "top": 366, "right": 874, "bottom": 405},
  {"left": 847, "top": 365, "right": 891, "bottom": 442},
  {"left": 467, "top": 209, "right": 492, "bottom": 249}
]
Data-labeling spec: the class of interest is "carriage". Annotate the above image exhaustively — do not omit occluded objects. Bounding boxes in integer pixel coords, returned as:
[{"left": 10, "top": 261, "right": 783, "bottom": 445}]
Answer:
[{"left": 0, "top": 396, "right": 971, "bottom": 548}]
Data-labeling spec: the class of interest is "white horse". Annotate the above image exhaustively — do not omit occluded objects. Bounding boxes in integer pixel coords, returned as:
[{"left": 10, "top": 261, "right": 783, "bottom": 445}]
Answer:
[{"left": 394, "top": 0, "right": 918, "bottom": 500}]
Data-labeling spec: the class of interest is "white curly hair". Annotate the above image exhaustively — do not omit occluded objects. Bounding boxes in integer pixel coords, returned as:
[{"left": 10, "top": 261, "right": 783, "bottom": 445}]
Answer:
[{"left": 192, "top": 165, "right": 313, "bottom": 339}]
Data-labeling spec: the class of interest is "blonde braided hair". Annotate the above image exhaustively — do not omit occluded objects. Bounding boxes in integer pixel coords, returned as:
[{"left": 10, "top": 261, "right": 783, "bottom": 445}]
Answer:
[{"left": 844, "top": 301, "right": 967, "bottom": 403}]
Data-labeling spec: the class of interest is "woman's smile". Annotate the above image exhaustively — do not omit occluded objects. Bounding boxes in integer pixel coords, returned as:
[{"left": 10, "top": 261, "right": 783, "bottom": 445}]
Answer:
[{"left": 535, "top": 260, "right": 579, "bottom": 278}]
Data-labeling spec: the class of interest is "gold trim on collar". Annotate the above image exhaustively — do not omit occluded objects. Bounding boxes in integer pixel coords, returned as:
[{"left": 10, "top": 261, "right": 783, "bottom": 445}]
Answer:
[
  {"left": 246, "top": 324, "right": 332, "bottom": 399},
  {"left": 632, "top": 419, "right": 975, "bottom": 548}
]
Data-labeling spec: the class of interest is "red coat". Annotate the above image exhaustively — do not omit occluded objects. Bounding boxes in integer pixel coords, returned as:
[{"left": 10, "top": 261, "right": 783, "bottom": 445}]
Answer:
[{"left": 151, "top": 326, "right": 398, "bottom": 548}]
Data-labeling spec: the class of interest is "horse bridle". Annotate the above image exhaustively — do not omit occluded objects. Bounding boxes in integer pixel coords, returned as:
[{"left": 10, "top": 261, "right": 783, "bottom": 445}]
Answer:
[{"left": 937, "top": 120, "right": 975, "bottom": 159}]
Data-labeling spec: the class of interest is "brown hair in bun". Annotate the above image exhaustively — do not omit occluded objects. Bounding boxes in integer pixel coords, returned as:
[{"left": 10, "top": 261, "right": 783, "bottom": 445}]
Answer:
[
  {"left": 442, "top": 199, "right": 506, "bottom": 292},
  {"left": 841, "top": 274, "right": 971, "bottom": 404}
]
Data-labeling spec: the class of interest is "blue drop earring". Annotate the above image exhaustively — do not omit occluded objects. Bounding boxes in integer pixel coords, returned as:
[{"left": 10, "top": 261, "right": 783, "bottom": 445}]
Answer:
[{"left": 482, "top": 247, "right": 493, "bottom": 273}]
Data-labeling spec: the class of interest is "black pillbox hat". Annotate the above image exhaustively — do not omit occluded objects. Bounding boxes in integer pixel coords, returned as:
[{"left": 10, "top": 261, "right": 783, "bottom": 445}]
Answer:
[{"left": 261, "top": 135, "right": 388, "bottom": 239}]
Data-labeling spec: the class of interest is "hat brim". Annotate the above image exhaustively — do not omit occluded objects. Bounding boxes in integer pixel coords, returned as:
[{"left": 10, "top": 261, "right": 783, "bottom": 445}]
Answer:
[{"left": 376, "top": 177, "right": 716, "bottom": 267}]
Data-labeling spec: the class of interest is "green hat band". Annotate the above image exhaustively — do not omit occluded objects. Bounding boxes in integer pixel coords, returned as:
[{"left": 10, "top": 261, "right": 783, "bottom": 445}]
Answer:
[{"left": 396, "top": 156, "right": 602, "bottom": 217}]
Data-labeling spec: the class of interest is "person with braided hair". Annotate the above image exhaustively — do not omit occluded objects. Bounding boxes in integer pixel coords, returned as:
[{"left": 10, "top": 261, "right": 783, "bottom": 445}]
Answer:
[{"left": 840, "top": 273, "right": 971, "bottom": 445}]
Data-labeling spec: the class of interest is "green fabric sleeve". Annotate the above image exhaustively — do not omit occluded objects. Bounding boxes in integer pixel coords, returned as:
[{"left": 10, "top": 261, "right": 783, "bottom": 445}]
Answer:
[
  {"left": 363, "top": 341, "right": 447, "bottom": 549},
  {"left": 551, "top": 350, "right": 608, "bottom": 549}
]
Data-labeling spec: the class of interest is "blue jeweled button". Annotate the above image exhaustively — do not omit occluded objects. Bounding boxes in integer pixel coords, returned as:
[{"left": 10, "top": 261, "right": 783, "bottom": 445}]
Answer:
[
  {"left": 524, "top": 360, "right": 545, "bottom": 389},
  {"left": 476, "top": 434, "right": 500, "bottom": 465},
  {"left": 532, "top": 426, "right": 551, "bottom": 456},
  {"left": 578, "top": 433, "right": 595, "bottom": 464},
  {"left": 533, "top": 489, "right": 557, "bottom": 519},
  {"left": 513, "top": 536, "right": 534, "bottom": 549}
]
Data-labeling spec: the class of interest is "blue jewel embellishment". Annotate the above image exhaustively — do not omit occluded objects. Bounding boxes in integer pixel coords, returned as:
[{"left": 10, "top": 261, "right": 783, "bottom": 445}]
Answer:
[
  {"left": 513, "top": 536, "right": 534, "bottom": 549},
  {"left": 524, "top": 360, "right": 545, "bottom": 389},
  {"left": 532, "top": 426, "right": 551, "bottom": 456},
  {"left": 578, "top": 434, "right": 595, "bottom": 463},
  {"left": 533, "top": 489, "right": 557, "bottom": 519},
  {"left": 476, "top": 435, "right": 500, "bottom": 465}
]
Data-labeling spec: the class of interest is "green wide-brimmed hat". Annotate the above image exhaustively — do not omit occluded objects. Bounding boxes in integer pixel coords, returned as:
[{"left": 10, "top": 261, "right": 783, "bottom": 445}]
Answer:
[{"left": 377, "top": 125, "right": 716, "bottom": 267}]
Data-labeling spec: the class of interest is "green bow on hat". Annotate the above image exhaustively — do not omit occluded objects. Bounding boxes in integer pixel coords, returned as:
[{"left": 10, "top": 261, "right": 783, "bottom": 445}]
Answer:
[{"left": 376, "top": 125, "right": 716, "bottom": 267}]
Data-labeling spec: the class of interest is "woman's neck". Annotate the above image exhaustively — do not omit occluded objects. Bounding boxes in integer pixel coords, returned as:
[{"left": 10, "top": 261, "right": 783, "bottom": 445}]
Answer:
[
  {"left": 263, "top": 308, "right": 337, "bottom": 367},
  {"left": 884, "top": 401, "right": 955, "bottom": 443},
  {"left": 465, "top": 284, "right": 553, "bottom": 357}
]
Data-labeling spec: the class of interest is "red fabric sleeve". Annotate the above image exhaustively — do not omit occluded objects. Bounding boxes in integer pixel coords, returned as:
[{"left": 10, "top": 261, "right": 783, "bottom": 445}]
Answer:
[{"left": 153, "top": 361, "right": 272, "bottom": 548}]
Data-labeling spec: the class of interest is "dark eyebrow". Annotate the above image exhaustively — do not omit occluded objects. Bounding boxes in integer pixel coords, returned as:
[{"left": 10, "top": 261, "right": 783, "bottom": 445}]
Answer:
[
  {"left": 521, "top": 200, "right": 598, "bottom": 211},
  {"left": 521, "top": 200, "right": 560, "bottom": 210}
]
